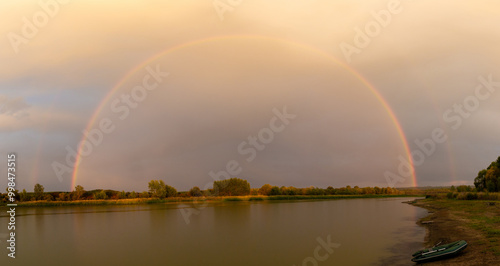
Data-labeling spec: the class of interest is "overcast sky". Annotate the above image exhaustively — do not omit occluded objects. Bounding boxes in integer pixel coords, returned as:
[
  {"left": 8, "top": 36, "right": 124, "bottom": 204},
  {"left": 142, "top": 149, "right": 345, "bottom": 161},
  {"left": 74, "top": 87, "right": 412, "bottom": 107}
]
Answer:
[{"left": 1, "top": 0, "right": 499, "bottom": 192}]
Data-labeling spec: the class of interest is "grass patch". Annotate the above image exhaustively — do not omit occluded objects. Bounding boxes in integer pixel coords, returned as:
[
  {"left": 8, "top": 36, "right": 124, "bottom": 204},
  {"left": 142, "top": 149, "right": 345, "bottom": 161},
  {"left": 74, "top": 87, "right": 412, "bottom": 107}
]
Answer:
[
  {"left": 223, "top": 197, "right": 243, "bottom": 201},
  {"left": 1, "top": 194, "right": 423, "bottom": 207},
  {"left": 419, "top": 198, "right": 500, "bottom": 258},
  {"left": 249, "top": 197, "right": 264, "bottom": 201},
  {"left": 266, "top": 194, "right": 421, "bottom": 201}
]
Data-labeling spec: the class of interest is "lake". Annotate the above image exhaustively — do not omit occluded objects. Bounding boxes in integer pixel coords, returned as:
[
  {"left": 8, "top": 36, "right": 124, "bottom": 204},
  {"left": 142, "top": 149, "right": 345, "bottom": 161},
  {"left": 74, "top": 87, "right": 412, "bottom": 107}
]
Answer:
[{"left": 1, "top": 197, "right": 427, "bottom": 265}]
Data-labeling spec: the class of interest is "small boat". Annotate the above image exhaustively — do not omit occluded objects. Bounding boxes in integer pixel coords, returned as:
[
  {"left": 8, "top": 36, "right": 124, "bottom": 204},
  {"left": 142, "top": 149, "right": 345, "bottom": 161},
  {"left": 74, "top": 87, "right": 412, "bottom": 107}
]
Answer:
[{"left": 411, "top": 240, "right": 467, "bottom": 263}]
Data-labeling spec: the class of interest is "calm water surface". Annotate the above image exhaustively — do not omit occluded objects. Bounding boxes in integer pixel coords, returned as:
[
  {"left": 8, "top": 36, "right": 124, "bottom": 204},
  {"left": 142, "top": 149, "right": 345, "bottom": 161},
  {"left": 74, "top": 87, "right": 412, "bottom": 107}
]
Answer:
[{"left": 1, "top": 197, "right": 426, "bottom": 265}]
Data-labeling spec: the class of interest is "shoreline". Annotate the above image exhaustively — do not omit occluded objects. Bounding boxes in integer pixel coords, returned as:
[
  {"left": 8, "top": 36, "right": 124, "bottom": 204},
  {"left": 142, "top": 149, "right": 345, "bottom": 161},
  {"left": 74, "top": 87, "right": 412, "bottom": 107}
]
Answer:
[
  {"left": 409, "top": 198, "right": 500, "bottom": 265},
  {"left": 1, "top": 194, "right": 422, "bottom": 207}
]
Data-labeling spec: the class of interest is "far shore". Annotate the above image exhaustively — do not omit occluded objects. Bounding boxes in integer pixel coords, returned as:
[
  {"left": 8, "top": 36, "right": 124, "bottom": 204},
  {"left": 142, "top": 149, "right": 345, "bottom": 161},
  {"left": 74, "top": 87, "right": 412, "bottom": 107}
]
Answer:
[
  {"left": 409, "top": 198, "right": 500, "bottom": 265},
  {"left": 1, "top": 194, "right": 422, "bottom": 207}
]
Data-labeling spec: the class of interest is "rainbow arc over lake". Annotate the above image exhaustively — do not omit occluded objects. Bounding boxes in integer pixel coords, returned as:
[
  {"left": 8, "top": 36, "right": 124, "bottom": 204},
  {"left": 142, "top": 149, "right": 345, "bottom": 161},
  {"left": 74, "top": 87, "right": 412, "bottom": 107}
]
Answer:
[{"left": 70, "top": 35, "right": 417, "bottom": 189}]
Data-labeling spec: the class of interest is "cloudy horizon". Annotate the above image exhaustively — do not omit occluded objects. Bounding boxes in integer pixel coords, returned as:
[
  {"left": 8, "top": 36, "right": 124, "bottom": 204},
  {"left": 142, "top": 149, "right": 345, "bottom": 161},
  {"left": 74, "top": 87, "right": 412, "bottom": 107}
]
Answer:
[{"left": 1, "top": 0, "right": 499, "bottom": 192}]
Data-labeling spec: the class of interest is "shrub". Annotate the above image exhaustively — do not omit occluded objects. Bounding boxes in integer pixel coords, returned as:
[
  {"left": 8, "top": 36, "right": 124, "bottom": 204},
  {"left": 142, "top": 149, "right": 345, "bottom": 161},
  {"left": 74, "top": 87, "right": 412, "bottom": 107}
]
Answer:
[
  {"left": 465, "top": 192, "right": 478, "bottom": 200},
  {"left": 118, "top": 191, "right": 127, "bottom": 199},
  {"left": 281, "top": 186, "right": 299, "bottom": 195},
  {"left": 20, "top": 189, "right": 29, "bottom": 201},
  {"left": 306, "top": 187, "right": 326, "bottom": 195},
  {"left": 58, "top": 193, "right": 67, "bottom": 201},
  {"left": 213, "top": 178, "right": 250, "bottom": 196},
  {"left": 269, "top": 186, "right": 281, "bottom": 196},
  {"left": 223, "top": 197, "right": 243, "bottom": 201},
  {"left": 477, "top": 192, "right": 500, "bottom": 200},
  {"left": 43, "top": 194, "right": 54, "bottom": 201},
  {"left": 94, "top": 190, "right": 108, "bottom": 200},
  {"left": 188, "top": 186, "right": 202, "bottom": 197},
  {"left": 249, "top": 197, "right": 264, "bottom": 201},
  {"left": 165, "top": 185, "right": 177, "bottom": 198},
  {"left": 203, "top": 189, "right": 214, "bottom": 197},
  {"left": 258, "top": 184, "right": 272, "bottom": 196},
  {"left": 250, "top": 188, "right": 259, "bottom": 195}
]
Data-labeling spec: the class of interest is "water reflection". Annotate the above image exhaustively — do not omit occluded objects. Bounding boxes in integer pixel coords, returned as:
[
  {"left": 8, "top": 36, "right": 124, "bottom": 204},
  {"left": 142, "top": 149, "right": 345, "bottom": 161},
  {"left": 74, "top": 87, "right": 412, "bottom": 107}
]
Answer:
[{"left": 0, "top": 198, "right": 426, "bottom": 266}]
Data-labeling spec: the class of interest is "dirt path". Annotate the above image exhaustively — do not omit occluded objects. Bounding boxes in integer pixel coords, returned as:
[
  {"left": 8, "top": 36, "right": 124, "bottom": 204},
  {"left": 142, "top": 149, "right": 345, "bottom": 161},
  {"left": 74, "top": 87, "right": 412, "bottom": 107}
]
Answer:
[{"left": 411, "top": 200, "right": 499, "bottom": 265}]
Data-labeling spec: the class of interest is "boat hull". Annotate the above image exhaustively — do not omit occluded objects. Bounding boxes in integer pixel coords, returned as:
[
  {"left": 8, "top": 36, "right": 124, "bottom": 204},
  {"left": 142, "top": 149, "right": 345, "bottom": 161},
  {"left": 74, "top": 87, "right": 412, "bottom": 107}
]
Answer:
[{"left": 411, "top": 240, "right": 467, "bottom": 263}]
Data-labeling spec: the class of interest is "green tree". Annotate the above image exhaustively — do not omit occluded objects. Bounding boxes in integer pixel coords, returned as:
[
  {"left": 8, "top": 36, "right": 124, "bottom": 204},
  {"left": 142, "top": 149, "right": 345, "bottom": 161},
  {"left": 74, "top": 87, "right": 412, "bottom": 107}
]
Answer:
[
  {"left": 34, "top": 183, "right": 44, "bottom": 200},
  {"left": 20, "top": 189, "right": 29, "bottom": 201},
  {"left": 258, "top": 184, "right": 272, "bottom": 196},
  {"left": 281, "top": 186, "right": 298, "bottom": 195},
  {"left": 213, "top": 178, "right": 251, "bottom": 196},
  {"left": 74, "top": 185, "right": 85, "bottom": 200},
  {"left": 118, "top": 191, "right": 127, "bottom": 199},
  {"left": 165, "top": 185, "right": 177, "bottom": 198},
  {"left": 362, "top": 187, "right": 374, "bottom": 195},
  {"left": 148, "top": 180, "right": 167, "bottom": 198},
  {"left": 129, "top": 191, "right": 138, "bottom": 198},
  {"left": 487, "top": 166, "right": 499, "bottom": 192},
  {"left": 58, "top": 193, "right": 67, "bottom": 201},
  {"left": 189, "top": 186, "right": 202, "bottom": 197},
  {"left": 306, "top": 187, "right": 325, "bottom": 195},
  {"left": 269, "top": 186, "right": 281, "bottom": 195},
  {"left": 473, "top": 156, "right": 500, "bottom": 192},
  {"left": 326, "top": 186, "right": 335, "bottom": 195},
  {"left": 94, "top": 190, "right": 108, "bottom": 200},
  {"left": 250, "top": 188, "right": 259, "bottom": 195},
  {"left": 474, "top": 170, "right": 487, "bottom": 191},
  {"left": 44, "top": 194, "right": 54, "bottom": 201}
]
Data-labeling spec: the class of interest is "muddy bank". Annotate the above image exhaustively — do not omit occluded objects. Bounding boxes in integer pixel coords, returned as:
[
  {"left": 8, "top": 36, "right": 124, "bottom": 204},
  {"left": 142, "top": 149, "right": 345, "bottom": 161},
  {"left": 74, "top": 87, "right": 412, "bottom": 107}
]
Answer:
[{"left": 409, "top": 199, "right": 499, "bottom": 265}]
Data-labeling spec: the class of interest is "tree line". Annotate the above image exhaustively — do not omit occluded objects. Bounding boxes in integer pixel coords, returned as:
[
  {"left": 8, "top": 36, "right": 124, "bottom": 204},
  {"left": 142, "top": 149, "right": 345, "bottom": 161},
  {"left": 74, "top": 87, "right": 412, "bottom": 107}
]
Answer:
[
  {"left": 4, "top": 155, "right": 498, "bottom": 203},
  {"left": 474, "top": 156, "right": 500, "bottom": 192},
  {"left": 2, "top": 177, "right": 405, "bottom": 203}
]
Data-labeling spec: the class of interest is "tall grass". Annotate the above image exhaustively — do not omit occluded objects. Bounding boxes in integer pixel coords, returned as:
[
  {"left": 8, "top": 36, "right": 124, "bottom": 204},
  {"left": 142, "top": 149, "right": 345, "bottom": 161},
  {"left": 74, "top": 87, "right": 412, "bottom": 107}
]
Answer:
[
  {"left": 223, "top": 197, "right": 243, "bottom": 201},
  {"left": 3, "top": 193, "right": 423, "bottom": 207},
  {"left": 450, "top": 192, "right": 500, "bottom": 201}
]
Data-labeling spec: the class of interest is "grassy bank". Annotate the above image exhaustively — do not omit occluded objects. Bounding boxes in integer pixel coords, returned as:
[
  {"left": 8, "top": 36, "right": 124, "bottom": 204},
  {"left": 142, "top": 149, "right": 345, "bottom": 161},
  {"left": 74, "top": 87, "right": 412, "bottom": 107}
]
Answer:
[
  {"left": 2, "top": 194, "right": 423, "bottom": 207},
  {"left": 411, "top": 198, "right": 500, "bottom": 265}
]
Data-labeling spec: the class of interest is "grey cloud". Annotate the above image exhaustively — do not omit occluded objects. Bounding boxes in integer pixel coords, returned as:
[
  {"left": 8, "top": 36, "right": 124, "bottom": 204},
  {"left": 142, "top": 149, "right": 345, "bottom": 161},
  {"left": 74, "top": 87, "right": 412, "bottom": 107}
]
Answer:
[{"left": 0, "top": 95, "right": 30, "bottom": 118}]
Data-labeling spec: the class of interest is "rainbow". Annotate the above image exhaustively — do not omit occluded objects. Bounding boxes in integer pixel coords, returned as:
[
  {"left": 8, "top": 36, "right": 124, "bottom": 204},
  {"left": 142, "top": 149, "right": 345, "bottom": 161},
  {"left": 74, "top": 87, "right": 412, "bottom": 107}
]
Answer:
[{"left": 70, "top": 35, "right": 416, "bottom": 190}]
